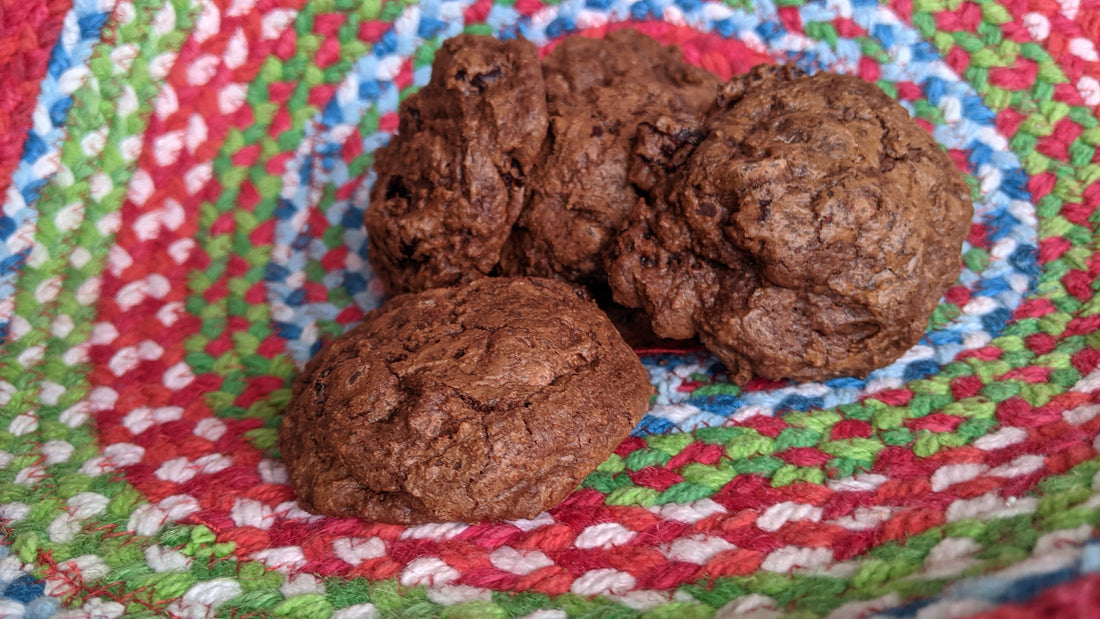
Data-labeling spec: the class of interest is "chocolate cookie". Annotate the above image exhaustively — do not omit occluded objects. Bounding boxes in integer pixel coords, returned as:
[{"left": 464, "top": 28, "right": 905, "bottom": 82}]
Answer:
[
  {"left": 365, "top": 35, "right": 548, "bottom": 296},
  {"left": 499, "top": 29, "right": 720, "bottom": 285},
  {"left": 607, "top": 66, "right": 974, "bottom": 382},
  {"left": 278, "top": 277, "right": 653, "bottom": 524}
]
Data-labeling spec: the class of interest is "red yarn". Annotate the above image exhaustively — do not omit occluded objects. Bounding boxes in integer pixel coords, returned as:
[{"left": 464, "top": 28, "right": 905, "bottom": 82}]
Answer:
[
  {"left": 0, "top": 0, "right": 70, "bottom": 200},
  {"left": 831, "top": 419, "right": 874, "bottom": 439},
  {"left": 967, "top": 573, "right": 1100, "bottom": 619},
  {"left": 701, "top": 548, "right": 763, "bottom": 578}
]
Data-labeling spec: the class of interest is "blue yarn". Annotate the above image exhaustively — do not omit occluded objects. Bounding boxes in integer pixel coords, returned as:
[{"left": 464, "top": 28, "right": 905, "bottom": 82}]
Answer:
[
  {"left": 291, "top": 233, "right": 312, "bottom": 252},
  {"left": 923, "top": 76, "right": 947, "bottom": 104},
  {"left": 77, "top": 11, "right": 109, "bottom": 39},
  {"left": 274, "top": 199, "right": 298, "bottom": 221},
  {"left": 633, "top": 415, "right": 675, "bottom": 436},
  {"left": 776, "top": 394, "right": 825, "bottom": 412},
  {"left": 634, "top": 0, "right": 661, "bottom": 19},
  {"left": 545, "top": 15, "right": 576, "bottom": 38},
  {"left": 986, "top": 210, "right": 1022, "bottom": 242},
  {"left": 273, "top": 322, "right": 303, "bottom": 340},
  {"left": 0, "top": 251, "right": 28, "bottom": 273},
  {"left": 285, "top": 288, "right": 306, "bottom": 306},
  {"left": 48, "top": 97, "right": 72, "bottom": 126},
  {"left": 358, "top": 79, "right": 382, "bottom": 100},
  {"left": 264, "top": 263, "right": 291, "bottom": 282},
  {"left": 690, "top": 394, "right": 744, "bottom": 414},
  {"left": 825, "top": 376, "right": 866, "bottom": 390},
  {"left": 48, "top": 48, "right": 69, "bottom": 79},
  {"left": 999, "top": 568, "right": 1077, "bottom": 604},
  {"left": 1009, "top": 244, "right": 1040, "bottom": 277},
  {"left": 20, "top": 133, "right": 48, "bottom": 166},
  {"left": 2, "top": 575, "right": 44, "bottom": 604},
  {"left": 967, "top": 142, "right": 993, "bottom": 167},
  {"left": 877, "top": 597, "right": 933, "bottom": 617},
  {"left": 980, "top": 307, "right": 1013, "bottom": 334},
  {"left": 910, "top": 41, "right": 941, "bottom": 62},
  {"left": 0, "top": 216, "right": 15, "bottom": 242},
  {"left": 998, "top": 168, "right": 1031, "bottom": 201},
  {"left": 872, "top": 24, "right": 896, "bottom": 49},
  {"left": 344, "top": 272, "right": 368, "bottom": 295},
  {"left": 755, "top": 19, "right": 783, "bottom": 43},
  {"left": 417, "top": 16, "right": 448, "bottom": 39},
  {"left": 340, "top": 206, "right": 364, "bottom": 230},
  {"left": 322, "top": 98, "right": 344, "bottom": 126},
  {"left": 902, "top": 359, "right": 941, "bottom": 381},
  {"left": 962, "top": 95, "right": 996, "bottom": 124},
  {"left": 374, "top": 30, "right": 399, "bottom": 56},
  {"left": 713, "top": 18, "right": 738, "bottom": 37},
  {"left": 298, "top": 155, "right": 314, "bottom": 185},
  {"left": 927, "top": 328, "right": 963, "bottom": 346},
  {"left": 975, "top": 276, "right": 1012, "bottom": 296}
]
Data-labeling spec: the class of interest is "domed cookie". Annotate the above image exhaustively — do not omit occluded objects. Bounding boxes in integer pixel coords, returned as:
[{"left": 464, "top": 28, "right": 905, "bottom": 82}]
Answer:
[
  {"left": 607, "top": 66, "right": 974, "bottom": 383},
  {"left": 278, "top": 277, "right": 653, "bottom": 524},
  {"left": 365, "top": 35, "right": 548, "bottom": 296}
]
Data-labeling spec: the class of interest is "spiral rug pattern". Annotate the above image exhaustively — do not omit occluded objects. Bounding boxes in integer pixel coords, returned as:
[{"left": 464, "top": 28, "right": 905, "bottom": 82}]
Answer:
[{"left": 1, "top": 0, "right": 1100, "bottom": 616}]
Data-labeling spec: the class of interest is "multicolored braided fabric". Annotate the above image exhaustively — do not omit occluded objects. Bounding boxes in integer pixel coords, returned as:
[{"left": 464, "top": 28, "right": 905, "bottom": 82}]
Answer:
[{"left": 2, "top": 0, "right": 1100, "bottom": 616}]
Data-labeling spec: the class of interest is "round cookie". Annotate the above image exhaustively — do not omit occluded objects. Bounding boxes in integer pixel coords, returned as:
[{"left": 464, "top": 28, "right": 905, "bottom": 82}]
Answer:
[
  {"left": 607, "top": 65, "right": 974, "bottom": 383},
  {"left": 499, "top": 29, "right": 719, "bottom": 285},
  {"left": 278, "top": 277, "right": 653, "bottom": 524},
  {"left": 365, "top": 35, "right": 548, "bottom": 296}
]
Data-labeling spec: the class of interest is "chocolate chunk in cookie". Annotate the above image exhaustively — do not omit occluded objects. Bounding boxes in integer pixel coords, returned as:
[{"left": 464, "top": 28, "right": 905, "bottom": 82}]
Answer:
[
  {"left": 607, "top": 66, "right": 973, "bottom": 382},
  {"left": 499, "top": 29, "right": 720, "bottom": 285},
  {"left": 278, "top": 277, "right": 653, "bottom": 524},
  {"left": 365, "top": 35, "right": 549, "bottom": 296}
]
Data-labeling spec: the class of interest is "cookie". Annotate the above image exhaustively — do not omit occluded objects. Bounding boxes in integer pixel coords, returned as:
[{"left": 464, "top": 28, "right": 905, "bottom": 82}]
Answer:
[
  {"left": 364, "top": 34, "right": 548, "bottom": 296},
  {"left": 278, "top": 277, "right": 653, "bottom": 524},
  {"left": 607, "top": 66, "right": 974, "bottom": 382},
  {"left": 499, "top": 29, "right": 720, "bottom": 285}
]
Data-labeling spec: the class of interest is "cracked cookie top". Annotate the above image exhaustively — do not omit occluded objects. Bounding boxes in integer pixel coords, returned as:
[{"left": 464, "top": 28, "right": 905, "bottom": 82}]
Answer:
[
  {"left": 277, "top": 277, "right": 653, "bottom": 524},
  {"left": 607, "top": 66, "right": 974, "bottom": 382},
  {"left": 498, "top": 29, "right": 720, "bottom": 285}
]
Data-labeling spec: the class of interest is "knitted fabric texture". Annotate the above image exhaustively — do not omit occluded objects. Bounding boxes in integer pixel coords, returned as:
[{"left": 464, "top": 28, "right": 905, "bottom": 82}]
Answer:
[{"left": 1, "top": 0, "right": 1100, "bottom": 617}]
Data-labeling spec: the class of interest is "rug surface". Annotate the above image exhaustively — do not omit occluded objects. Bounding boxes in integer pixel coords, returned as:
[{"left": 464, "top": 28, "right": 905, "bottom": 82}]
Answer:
[{"left": 1, "top": 0, "right": 1100, "bottom": 616}]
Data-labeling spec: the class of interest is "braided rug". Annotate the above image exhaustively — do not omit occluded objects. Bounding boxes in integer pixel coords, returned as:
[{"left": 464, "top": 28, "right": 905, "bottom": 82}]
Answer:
[{"left": 1, "top": 0, "right": 1099, "bottom": 616}]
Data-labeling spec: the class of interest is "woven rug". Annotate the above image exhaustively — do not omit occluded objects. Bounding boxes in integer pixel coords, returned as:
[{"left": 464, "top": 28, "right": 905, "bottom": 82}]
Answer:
[{"left": 2, "top": 0, "right": 1100, "bottom": 616}]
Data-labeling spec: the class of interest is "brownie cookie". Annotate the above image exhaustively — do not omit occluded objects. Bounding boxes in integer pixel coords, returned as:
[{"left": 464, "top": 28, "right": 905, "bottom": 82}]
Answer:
[
  {"left": 499, "top": 29, "right": 720, "bottom": 285},
  {"left": 278, "top": 277, "right": 653, "bottom": 524},
  {"left": 365, "top": 35, "right": 548, "bottom": 296},
  {"left": 608, "top": 66, "right": 974, "bottom": 382}
]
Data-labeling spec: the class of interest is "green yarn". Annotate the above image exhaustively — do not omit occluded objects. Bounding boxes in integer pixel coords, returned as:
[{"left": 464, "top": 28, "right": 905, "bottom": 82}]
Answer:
[
  {"left": 819, "top": 438, "right": 884, "bottom": 461},
  {"left": 605, "top": 486, "right": 659, "bottom": 507},
  {"left": 624, "top": 448, "right": 672, "bottom": 471},
  {"left": 656, "top": 481, "right": 716, "bottom": 504},
  {"left": 680, "top": 463, "right": 738, "bottom": 490},
  {"left": 642, "top": 602, "right": 715, "bottom": 619},
  {"left": 272, "top": 593, "right": 333, "bottom": 618},
  {"left": 440, "top": 601, "right": 509, "bottom": 619},
  {"left": 646, "top": 433, "right": 695, "bottom": 456},
  {"left": 724, "top": 432, "right": 775, "bottom": 459}
]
